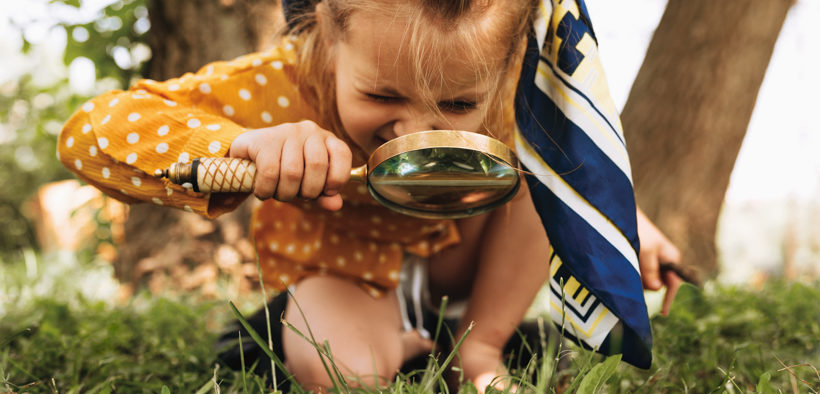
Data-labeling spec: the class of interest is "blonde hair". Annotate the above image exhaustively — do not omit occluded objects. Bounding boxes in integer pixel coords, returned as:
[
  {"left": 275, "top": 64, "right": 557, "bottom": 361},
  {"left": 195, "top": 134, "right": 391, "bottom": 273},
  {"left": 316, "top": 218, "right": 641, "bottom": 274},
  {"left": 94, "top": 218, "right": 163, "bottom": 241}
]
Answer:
[{"left": 285, "top": 0, "right": 537, "bottom": 149}]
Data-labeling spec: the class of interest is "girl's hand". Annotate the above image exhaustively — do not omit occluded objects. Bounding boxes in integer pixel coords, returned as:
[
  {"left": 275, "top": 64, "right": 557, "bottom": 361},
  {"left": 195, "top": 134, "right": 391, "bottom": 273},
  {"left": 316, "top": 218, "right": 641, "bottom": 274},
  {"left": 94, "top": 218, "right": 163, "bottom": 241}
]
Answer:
[
  {"left": 636, "top": 207, "right": 683, "bottom": 316},
  {"left": 228, "top": 120, "right": 352, "bottom": 211},
  {"left": 455, "top": 339, "right": 516, "bottom": 393}
]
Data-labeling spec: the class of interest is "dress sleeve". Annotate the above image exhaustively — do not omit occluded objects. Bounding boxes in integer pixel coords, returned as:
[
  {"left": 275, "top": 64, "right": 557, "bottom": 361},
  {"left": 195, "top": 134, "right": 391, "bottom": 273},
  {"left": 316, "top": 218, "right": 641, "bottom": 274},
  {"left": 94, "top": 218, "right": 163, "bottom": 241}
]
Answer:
[{"left": 57, "top": 39, "right": 314, "bottom": 218}]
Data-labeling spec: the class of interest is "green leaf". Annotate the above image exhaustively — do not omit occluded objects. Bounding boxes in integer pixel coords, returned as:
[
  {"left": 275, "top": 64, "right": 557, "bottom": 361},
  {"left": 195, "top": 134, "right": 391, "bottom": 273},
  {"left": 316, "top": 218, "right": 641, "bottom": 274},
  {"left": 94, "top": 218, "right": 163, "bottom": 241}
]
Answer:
[
  {"left": 755, "top": 372, "right": 777, "bottom": 394},
  {"left": 576, "top": 354, "right": 621, "bottom": 394},
  {"left": 161, "top": 385, "right": 171, "bottom": 394}
]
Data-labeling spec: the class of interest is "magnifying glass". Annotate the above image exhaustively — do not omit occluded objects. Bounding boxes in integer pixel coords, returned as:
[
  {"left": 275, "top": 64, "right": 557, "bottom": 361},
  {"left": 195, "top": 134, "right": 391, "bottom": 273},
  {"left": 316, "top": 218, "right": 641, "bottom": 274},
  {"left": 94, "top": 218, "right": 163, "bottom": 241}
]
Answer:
[{"left": 155, "top": 130, "right": 520, "bottom": 219}]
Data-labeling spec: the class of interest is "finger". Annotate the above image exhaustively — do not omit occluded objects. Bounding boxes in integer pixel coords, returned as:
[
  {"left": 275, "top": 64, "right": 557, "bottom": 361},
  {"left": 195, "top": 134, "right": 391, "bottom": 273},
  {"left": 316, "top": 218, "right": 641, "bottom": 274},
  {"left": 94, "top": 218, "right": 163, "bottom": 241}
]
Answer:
[
  {"left": 316, "top": 194, "right": 344, "bottom": 211},
  {"left": 660, "top": 270, "right": 684, "bottom": 316},
  {"left": 250, "top": 139, "right": 284, "bottom": 200},
  {"left": 300, "top": 134, "right": 329, "bottom": 199},
  {"left": 275, "top": 136, "right": 305, "bottom": 201},
  {"left": 659, "top": 241, "right": 682, "bottom": 265},
  {"left": 323, "top": 136, "right": 352, "bottom": 196},
  {"left": 639, "top": 247, "right": 663, "bottom": 290}
]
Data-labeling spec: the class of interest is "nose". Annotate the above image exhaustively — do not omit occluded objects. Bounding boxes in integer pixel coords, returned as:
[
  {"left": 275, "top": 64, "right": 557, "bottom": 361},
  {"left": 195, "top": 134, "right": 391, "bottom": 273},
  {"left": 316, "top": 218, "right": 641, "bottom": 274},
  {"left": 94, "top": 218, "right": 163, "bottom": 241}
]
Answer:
[{"left": 392, "top": 105, "right": 442, "bottom": 137}]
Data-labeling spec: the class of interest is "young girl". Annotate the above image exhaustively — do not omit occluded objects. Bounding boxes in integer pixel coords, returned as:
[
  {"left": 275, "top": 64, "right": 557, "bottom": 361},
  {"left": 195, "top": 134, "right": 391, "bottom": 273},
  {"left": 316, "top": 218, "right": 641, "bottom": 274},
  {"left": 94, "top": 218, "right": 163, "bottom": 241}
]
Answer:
[{"left": 58, "top": 0, "right": 680, "bottom": 391}]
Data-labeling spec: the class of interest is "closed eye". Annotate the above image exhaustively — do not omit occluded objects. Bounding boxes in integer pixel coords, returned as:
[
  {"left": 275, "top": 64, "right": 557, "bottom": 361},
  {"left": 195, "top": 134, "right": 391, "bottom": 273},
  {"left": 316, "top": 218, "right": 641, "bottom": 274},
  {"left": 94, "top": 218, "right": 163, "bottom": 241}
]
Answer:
[
  {"left": 366, "top": 93, "right": 400, "bottom": 103},
  {"left": 439, "top": 100, "right": 477, "bottom": 113}
]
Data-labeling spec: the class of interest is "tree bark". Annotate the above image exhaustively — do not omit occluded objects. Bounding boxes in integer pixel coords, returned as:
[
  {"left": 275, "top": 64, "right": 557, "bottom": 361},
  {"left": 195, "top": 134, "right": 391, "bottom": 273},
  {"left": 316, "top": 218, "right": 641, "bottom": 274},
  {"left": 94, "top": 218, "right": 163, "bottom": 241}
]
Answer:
[
  {"left": 114, "top": 0, "right": 284, "bottom": 292},
  {"left": 622, "top": 0, "right": 794, "bottom": 283}
]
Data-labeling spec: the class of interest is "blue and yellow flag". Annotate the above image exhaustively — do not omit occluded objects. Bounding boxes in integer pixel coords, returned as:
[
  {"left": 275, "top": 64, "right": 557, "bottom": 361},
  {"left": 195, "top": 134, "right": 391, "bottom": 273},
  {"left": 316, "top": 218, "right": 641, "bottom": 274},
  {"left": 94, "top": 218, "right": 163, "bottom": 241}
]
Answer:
[{"left": 515, "top": 0, "right": 651, "bottom": 368}]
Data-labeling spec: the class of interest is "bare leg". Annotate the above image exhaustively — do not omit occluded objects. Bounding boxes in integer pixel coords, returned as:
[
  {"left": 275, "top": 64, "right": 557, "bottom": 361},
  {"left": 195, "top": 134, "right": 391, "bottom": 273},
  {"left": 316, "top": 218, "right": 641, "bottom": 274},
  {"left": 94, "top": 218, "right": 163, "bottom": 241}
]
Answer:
[{"left": 282, "top": 276, "right": 405, "bottom": 390}]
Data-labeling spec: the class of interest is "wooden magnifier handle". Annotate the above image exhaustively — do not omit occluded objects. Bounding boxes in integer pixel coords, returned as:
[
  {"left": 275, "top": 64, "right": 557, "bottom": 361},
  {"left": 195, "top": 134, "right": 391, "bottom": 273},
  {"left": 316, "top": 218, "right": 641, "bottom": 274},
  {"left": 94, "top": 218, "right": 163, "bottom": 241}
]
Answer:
[
  {"left": 155, "top": 158, "right": 256, "bottom": 193},
  {"left": 155, "top": 157, "right": 367, "bottom": 193}
]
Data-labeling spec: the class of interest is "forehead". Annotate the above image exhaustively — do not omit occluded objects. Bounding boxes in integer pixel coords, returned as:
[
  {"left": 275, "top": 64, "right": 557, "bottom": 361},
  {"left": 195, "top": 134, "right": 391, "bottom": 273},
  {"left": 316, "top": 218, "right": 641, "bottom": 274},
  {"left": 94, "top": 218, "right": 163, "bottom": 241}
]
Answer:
[{"left": 340, "top": 9, "right": 506, "bottom": 90}]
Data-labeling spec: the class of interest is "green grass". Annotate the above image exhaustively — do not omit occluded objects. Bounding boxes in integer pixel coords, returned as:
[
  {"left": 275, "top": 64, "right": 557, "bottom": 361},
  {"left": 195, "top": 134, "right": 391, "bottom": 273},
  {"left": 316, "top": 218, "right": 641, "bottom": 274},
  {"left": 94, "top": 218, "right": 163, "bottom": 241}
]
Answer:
[{"left": 1, "top": 251, "right": 818, "bottom": 393}]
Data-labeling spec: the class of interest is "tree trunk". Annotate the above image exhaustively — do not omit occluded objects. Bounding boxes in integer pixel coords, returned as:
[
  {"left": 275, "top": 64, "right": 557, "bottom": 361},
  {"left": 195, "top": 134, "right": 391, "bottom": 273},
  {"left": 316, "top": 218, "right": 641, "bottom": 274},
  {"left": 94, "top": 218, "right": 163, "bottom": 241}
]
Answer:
[
  {"left": 114, "top": 0, "right": 284, "bottom": 294},
  {"left": 622, "top": 0, "right": 793, "bottom": 283}
]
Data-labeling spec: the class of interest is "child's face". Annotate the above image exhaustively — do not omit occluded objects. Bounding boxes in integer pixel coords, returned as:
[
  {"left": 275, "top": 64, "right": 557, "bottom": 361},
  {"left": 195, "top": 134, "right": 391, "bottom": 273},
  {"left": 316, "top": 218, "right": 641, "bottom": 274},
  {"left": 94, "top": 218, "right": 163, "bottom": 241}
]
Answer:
[{"left": 333, "top": 11, "right": 497, "bottom": 154}]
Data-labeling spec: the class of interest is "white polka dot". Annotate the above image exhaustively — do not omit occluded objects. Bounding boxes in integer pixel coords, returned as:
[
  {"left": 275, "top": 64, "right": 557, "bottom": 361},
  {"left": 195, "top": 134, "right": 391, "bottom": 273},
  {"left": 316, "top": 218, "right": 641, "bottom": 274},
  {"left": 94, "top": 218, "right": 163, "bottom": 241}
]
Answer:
[
  {"left": 314, "top": 240, "right": 322, "bottom": 249},
  {"left": 156, "top": 142, "right": 168, "bottom": 154},
  {"left": 152, "top": 197, "right": 163, "bottom": 205},
  {"left": 354, "top": 251, "right": 363, "bottom": 261},
  {"left": 126, "top": 132, "right": 139, "bottom": 144},
  {"left": 164, "top": 99, "right": 177, "bottom": 107},
  {"left": 363, "top": 272, "right": 374, "bottom": 280},
  {"left": 379, "top": 254, "right": 387, "bottom": 264},
  {"left": 255, "top": 74, "right": 267, "bottom": 85},
  {"left": 184, "top": 205, "right": 193, "bottom": 212},
  {"left": 128, "top": 112, "right": 141, "bottom": 122},
  {"left": 371, "top": 215, "right": 382, "bottom": 224},
  {"left": 286, "top": 243, "right": 296, "bottom": 254},
  {"left": 131, "top": 176, "right": 141, "bottom": 187},
  {"left": 239, "top": 89, "right": 251, "bottom": 101},
  {"left": 220, "top": 75, "right": 228, "bottom": 80},
  {"left": 223, "top": 105, "right": 235, "bottom": 116},
  {"left": 357, "top": 185, "right": 368, "bottom": 194},
  {"left": 388, "top": 270, "right": 399, "bottom": 281},
  {"left": 336, "top": 256, "right": 346, "bottom": 267},
  {"left": 157, "top": 125, "right": 170, "bottom": 136},
  {"left": 302, "top": 244, "right": 311, "bottom": 254},
  {"left": 126, "top": 153, "right": 137, "bottom": 164},
  {"left": 271, "top": 60, "right": 283, "bottom": 70},
  {"left": 97, "top": 137, "right": 109, "bottom": 149},
  {"left": 65, "top": 137, "right": 74, "bottom": 148},
  {"left": 330, "top": 234, "right": 340, "bottom": 244},
  {"left": 74, "top": 159, "right": 82, "bottom": 170},
  {"left": 205, "top": 65, "right": 214, "bottom": 75},
  {"left": 277, "top": 96, "right": 290, "bottom": 108},
  {"left": 285, "top": 42, "right": 294, "bottom": 51},
  {"left": 82, "top": 102, "right": 94, "bottom": 112},
  {"left": 206, "top": 124, "right": 221, "bottom": 131},
  {"left": 198, "top": 83, "right": 211, "bottom": 94},
  {"left": 136, "top": 89, "right": 147, "bottom": 94},
  {"left": 279, "top": 274, "right": 290, "bottom": 284},
  {"left": 102, "top": 167, "right": 110, "bottom": 179},
  {"left": 178, "top": 152, "right": 190, "bottom": 163},
  {"left": 89, "top": 146, "right": 97, "bottom": 156},
  {"left": 261, "top": 111, "right": 272, "bottom": 123},
  {"left": 187, "top": 118, "right": 201, "bottom": 128},
  {"left": 82, "top": 124, "right": 92, "bottom": 134},
  {"left": 108, "top": 98, "right": 119, "bottom": 107},
  {"left": 252, "top": 58, "right": 262, "bottom": 67},
  {"left": 168, "top": 83, "right": 180, "bottom": 91},
  {"left": 208, "top": 141, "right": 221, "bottom": 154},
  {"left": 269, "top": 241, "right": 279, "bottom": 251},
  {"left": 101, "top": 115, "right": 111, "bottom": 125}
]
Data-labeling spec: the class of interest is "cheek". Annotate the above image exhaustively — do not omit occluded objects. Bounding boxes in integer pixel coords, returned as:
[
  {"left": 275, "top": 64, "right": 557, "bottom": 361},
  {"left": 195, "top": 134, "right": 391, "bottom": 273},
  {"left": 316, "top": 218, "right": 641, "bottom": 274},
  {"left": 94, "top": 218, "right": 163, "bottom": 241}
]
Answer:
[{"left": 444, "top": 112, "right": 486, "bottom": 133}]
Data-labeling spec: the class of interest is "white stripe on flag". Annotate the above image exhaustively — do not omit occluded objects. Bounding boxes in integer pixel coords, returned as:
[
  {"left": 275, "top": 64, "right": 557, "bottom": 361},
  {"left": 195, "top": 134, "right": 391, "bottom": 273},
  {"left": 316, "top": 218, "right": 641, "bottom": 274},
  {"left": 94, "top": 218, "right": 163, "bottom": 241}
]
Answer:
[
  {"left": 534, "top": 61, "right": 634, "bottom": 183},
  {"left": 515, "top": 130, "right": 641, "bottom": 274}
]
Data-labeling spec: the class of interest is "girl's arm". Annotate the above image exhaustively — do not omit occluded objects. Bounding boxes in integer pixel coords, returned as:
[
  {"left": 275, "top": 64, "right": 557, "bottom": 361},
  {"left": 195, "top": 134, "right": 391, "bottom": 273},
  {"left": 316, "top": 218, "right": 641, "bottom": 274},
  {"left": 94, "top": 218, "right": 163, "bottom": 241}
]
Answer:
[
  {"left": 57, "top": 42, "right": 315, "bottom": 218},
  {"left": 454, "top": 189, "right": 550, "bottom": 391}
]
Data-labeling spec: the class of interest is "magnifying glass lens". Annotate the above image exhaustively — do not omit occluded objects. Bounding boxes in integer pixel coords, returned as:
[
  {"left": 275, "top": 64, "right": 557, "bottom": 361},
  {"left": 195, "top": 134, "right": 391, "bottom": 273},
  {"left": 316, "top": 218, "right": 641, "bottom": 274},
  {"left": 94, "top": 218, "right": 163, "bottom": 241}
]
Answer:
[{"left": 367, "top": 147, "right": 520, "bottom": 218}]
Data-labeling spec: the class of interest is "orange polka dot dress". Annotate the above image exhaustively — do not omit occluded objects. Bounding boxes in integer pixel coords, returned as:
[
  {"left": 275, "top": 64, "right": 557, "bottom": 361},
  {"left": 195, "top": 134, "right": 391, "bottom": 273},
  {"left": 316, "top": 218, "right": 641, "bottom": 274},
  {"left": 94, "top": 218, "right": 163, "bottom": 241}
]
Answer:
[{"left": 58, "top": 38, "right": 460, "bottom": 296}]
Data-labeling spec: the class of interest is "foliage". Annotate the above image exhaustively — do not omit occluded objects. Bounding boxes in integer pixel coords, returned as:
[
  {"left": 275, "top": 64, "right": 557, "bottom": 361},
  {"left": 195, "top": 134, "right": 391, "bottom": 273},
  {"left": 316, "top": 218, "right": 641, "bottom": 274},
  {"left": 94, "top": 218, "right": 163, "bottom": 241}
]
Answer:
[
  {"left": 560, "top": 282, "right": 820, "bottom": 393},
  {"left": 0, "top": 0, "right": 149, "bottom": 253},
  {"left": 2, "top": 249, "right": 819, "bottom": 393}
]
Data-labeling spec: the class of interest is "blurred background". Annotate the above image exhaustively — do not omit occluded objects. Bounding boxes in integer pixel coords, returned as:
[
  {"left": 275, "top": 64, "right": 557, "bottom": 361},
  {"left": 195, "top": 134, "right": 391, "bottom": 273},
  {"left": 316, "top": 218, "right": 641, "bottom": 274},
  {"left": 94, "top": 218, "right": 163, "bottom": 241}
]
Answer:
[{"left": 1, "top": 0, "right": 816, "bottom": 296}]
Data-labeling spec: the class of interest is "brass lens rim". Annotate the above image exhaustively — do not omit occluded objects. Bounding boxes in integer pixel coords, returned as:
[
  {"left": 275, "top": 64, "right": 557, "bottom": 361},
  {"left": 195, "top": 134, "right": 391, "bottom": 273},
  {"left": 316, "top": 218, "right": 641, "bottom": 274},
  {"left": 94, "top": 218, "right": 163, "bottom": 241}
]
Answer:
[{"left": 368, "top": 130, "right": 518, "bottom": 169}]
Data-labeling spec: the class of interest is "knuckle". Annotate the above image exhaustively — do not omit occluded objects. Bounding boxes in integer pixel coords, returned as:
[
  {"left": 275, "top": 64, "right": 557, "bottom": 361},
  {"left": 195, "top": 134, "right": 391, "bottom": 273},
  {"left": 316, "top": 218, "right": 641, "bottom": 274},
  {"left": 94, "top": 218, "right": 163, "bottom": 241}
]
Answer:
[{"left": 281, "top": 166, "right": 303, "bottom": 183}]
